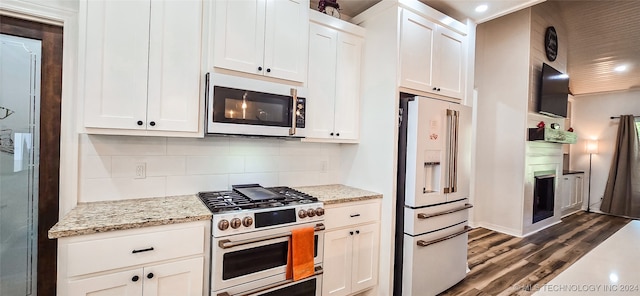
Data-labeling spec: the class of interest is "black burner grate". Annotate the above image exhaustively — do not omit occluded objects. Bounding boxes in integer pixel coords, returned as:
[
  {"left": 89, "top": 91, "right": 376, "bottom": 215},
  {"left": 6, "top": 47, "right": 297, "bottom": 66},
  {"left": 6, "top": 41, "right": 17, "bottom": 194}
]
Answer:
[{"left": 197, "top": 187, "right": 318, "bottom": 214}]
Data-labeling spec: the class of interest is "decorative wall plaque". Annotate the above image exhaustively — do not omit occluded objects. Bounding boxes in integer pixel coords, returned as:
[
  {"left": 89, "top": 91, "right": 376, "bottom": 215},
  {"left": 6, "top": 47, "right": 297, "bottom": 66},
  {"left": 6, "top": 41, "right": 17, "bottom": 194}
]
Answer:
[{"left": 545, "top": 26, "right": 558, "bottom": 62}]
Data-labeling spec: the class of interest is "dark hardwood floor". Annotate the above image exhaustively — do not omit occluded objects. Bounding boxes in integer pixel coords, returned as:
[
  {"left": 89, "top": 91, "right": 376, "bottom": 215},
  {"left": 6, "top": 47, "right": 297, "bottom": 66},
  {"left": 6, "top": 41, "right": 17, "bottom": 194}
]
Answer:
[{"left": 439, "top": 211, "right": 631, "bottom": 296}]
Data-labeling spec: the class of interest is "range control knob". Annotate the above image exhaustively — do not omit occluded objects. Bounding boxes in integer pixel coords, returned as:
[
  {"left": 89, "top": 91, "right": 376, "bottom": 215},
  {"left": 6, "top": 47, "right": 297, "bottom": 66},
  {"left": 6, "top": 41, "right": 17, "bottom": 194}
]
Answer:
[
  {"left": 242, "top": 217, "right": 254, "bottom": 227},
  {"left": 218, "top": 219, "right": 229, "bottom": 231},
  {"left": 307, "top": 209, "right": 316, "bottom": 217},
  {"left": 315, "top": 208, "right": 325, "bottom": 216},
  {"left": 230, "top": 218, "right": 242, "bottom": 229},
  {"left": 298, "top": 209, "right": 308, "bottom": 218}
]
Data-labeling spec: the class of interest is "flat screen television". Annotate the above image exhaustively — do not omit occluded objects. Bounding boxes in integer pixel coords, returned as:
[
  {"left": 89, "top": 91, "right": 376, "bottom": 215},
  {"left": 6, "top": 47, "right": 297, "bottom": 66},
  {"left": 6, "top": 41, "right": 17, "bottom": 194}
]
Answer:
[{"left": 537, "top": 63, "right": 569, "bottom": 118}]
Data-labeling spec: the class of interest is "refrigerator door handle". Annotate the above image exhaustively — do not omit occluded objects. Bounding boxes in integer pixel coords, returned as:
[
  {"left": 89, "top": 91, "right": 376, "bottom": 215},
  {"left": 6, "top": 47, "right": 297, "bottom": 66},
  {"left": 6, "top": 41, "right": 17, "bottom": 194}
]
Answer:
[
  {"left": 452, "top": 110, "right": 459, "bottom": 193},
  {"left": 417, "top": 203, "right": 473, "bottom": 219},
  {"left": 416, "top": 226, "right": 472, "bottom": 247},
  {"left": 444, "top": 109, "right": 454, "bottom": 193}
]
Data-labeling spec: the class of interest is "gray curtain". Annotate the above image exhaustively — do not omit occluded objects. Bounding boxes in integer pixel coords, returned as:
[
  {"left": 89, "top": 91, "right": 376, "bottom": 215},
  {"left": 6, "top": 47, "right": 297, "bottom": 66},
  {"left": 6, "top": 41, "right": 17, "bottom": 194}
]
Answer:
[{"left": 600, "top": 115, "right": 640, "bottom": 217}]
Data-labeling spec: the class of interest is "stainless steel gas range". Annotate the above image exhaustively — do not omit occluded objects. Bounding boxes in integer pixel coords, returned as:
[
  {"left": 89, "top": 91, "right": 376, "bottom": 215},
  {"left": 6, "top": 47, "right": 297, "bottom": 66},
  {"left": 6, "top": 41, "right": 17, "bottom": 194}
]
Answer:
[{"left": 198, "top": 184, "right": 325, "bottom": 296}]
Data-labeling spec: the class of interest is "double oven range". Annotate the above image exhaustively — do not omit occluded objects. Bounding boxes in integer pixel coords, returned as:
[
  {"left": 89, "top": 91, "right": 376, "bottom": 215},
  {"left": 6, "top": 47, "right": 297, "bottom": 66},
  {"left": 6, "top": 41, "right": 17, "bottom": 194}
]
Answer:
[{"left": 198, "top": 184, "right": 325, "bottom": 296}]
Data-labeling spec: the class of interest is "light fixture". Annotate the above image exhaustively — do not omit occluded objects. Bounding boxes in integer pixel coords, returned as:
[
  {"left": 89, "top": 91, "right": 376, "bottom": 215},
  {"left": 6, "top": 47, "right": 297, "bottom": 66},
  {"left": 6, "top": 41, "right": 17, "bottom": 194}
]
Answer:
[
  {"left": 475, "top": 4, "right": 488, "bottom": 13},
  {"left": 609, "top": 272, "right": 619, "bottom": 283},
  {"left": 614, "top": 65, "right": 628, "bottom": 72},
  {"left": 586, "top": 139, "right": 599, "bottom": 212}
]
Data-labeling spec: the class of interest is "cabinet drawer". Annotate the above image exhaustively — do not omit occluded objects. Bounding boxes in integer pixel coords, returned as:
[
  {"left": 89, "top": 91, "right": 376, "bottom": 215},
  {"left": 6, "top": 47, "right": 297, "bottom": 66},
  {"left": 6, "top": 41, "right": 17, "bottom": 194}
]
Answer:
[
  {"left": 66, "top": 224, "right": 205, "bottom": 277},
  {"left": 325, "top": 201, "right": 381, "bottom": 230}
]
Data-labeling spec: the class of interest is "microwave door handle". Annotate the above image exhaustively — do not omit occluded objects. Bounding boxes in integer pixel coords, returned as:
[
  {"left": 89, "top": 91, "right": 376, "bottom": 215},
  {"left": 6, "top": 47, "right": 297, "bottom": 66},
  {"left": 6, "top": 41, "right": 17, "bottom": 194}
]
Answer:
[{"left": 289, "top": 88, "right": 297, "bottom": 136}]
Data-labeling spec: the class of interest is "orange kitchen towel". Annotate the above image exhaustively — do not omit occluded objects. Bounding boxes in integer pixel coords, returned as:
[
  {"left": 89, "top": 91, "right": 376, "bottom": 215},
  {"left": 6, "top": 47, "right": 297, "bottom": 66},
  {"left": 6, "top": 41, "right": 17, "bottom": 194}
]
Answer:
[{"left": 286, "top": 226, "right": 315, "bottom": 281}]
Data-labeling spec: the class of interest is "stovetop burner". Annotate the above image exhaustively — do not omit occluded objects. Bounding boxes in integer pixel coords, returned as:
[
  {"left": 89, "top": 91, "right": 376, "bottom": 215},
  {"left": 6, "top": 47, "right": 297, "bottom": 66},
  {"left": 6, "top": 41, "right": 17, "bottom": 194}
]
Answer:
[{"left": 198, "top": 186, "right": 318, "bottom": 214}]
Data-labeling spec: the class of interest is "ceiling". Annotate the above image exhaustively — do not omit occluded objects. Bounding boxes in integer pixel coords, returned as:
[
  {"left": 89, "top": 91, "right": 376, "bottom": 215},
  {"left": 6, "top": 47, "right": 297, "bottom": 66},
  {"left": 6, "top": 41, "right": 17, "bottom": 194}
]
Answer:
[{"left": 315, "top": 0, "right": 640, "bottom": 96}]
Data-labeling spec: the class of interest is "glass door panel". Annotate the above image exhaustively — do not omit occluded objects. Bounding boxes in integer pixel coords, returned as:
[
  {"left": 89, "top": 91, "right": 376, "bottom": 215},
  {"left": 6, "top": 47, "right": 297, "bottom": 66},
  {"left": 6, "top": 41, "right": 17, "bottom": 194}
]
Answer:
[{"left": 0, "top": 33, "right": 41, "bottom": 296}]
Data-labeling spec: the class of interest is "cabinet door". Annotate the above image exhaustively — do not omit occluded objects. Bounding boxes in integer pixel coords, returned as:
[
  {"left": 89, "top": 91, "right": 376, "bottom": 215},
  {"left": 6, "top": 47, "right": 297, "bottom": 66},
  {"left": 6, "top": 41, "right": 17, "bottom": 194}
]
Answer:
[
  {"left": 434, "top": 26, "right": 465, "bottom": 99},
  {"left": 560, "top": 176, "right": 573, "bottom": 210},
  {"left": 306, "top": 23, "right": 338, "bottom": 139},
  {"left": 333, "top": 32, "right": 363, "bottom": 141},
  {"left": 322, "top": 229, "right": 353, "bottom": 296},
  {"left": 142, "top": 257, "right": 204, "bottom": 296},
  {"left": 263, "top": 0, "right": 309, "bottom": 82},
  {"left": 573, "top": 174, "right": 584, "bottom": 207},
  {"left": 83, "top": 0, "right": 150, "bottom": 130},
  {"left": 67, "top": 268, "right": 143, "bottom": 296},
  {"left": 213, "top": 0, "right": 266, "bottom": 76},
  {"left": 147, "top": 0, "right": 202, "bottom": 132},
  {"left": 400, "top": 9, "right": 436, "bottom": 93},
  {"left": 350, "top": 223, "right": 379, "bottom": 293}
]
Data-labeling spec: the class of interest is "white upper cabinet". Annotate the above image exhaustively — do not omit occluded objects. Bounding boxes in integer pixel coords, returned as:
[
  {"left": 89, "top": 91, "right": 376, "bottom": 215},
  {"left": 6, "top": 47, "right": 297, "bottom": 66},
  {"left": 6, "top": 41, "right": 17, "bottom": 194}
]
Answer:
[
  {"left": 306, "top": 11, "right": 364, "bottom": 142},
  {"left": 214, "top": 0, "right": 309, "bottom": 83},
  {"left": 82, "top": 0, "right": 203, "bottom": 134},
  {"left": 400, "top": 8, "right": 466, "bottom": 100}
]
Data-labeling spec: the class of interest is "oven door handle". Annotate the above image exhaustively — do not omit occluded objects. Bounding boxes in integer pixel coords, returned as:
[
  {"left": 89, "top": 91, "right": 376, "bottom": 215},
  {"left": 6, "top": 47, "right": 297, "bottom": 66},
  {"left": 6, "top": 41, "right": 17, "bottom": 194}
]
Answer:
[
  {"left": 416, "top": 226, "right": 472, "bottom": 247},
  {"left": 216, "top": 266, "right": 324, "bottom": 296},
  {"left": 218, "top": 223, "right": 325, "bottom": 249}
]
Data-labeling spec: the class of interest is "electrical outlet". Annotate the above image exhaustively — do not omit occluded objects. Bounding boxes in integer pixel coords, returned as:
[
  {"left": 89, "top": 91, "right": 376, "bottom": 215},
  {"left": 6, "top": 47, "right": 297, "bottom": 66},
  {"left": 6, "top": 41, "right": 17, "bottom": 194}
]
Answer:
[{"left": 135, "top": 163, "right": 146, "bottom": 179}]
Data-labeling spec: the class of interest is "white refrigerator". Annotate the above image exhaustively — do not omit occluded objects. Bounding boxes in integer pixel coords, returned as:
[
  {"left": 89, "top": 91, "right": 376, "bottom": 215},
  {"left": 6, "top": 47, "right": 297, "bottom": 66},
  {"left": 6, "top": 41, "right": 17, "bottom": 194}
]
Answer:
[{"left": 394, "top": 95, "right": 473, "bottom": 296}]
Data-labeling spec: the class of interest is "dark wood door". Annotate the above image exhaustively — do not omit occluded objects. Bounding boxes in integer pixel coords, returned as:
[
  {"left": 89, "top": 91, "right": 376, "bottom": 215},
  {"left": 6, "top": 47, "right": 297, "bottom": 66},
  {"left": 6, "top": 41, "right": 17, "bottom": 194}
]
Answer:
[{"left": 0, "top": 15, "right": 63, "bottom": 296}]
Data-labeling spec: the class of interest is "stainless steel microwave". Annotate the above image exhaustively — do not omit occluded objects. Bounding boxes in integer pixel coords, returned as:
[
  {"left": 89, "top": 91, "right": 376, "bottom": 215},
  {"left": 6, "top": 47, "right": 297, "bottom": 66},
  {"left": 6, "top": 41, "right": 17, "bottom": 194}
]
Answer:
[{"left": 206, "top": 73, "right": 307, "bottom": 138}]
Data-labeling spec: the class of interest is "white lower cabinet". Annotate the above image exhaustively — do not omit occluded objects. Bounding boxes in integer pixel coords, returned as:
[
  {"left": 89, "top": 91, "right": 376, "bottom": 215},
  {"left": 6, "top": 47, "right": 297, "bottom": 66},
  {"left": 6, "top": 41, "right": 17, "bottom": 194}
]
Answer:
[
  {"left": 322, "top": 200, "right": 380, "bottom": 296},
  {"left": 68, "top": 257, "right": 203, "bottom": 296},
  {"left": 58, "top": 221, "right": 209, "bottom": 296},
  {"left": 561, "top": 173, "right": 585, "bottom": 212}
]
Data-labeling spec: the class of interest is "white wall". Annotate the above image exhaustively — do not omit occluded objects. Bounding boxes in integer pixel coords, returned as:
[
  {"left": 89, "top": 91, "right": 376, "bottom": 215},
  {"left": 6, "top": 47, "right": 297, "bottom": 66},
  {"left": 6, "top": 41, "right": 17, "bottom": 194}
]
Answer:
[
  {"left": 570, "top": 89, "right": 640, "bottom": 209},
  {"left": 78, "top": 135, "right": 343, "bottom": 202},
  {"left": 341, "top": 5, "right": 399, "bottom": 296},
  {"left": 474, "top": 8, "right": 531, "bottom": 235}
]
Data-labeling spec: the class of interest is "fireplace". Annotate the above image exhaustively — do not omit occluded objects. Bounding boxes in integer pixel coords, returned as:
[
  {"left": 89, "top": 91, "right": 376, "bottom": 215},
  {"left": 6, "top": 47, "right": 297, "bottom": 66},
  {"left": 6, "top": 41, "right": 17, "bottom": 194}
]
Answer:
[{"left": 533, "top": 171, "right": 555, "bottom": 223}]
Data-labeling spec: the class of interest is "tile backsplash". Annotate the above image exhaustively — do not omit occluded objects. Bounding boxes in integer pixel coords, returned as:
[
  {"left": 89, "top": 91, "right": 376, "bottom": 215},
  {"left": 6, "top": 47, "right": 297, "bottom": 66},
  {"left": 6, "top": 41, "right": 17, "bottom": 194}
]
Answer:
[{"left": 79, "top": 134, "right": 342, "bottom": 202}]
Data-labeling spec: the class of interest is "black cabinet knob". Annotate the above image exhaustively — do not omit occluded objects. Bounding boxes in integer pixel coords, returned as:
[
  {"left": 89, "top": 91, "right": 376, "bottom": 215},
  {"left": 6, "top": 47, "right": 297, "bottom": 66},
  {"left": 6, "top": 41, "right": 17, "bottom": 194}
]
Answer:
[
  {"left": 437, "top": 88, "right": 441, "bottom": 91},
  {"left": 349, "top": 231, "right": 354, "bottom": 235},
  {"left": 147, "top": 273, "right": 154, "bottom": 279},
  {"left": 433, "top": 87, "right": 437, "bottom": 91},
  {"left": 356, "top": 230, "right": 360, "bottom": 234},
  {"left": 258, "top": 66, "right": 263, "bottom": 71},
  {"left": 137, "top": 120, "right": 143, "bottom": 126},
  {"left": 266, "top": 68, "right": 271, "bottom": 73},
  {"left": 330, "top": 132, "right": 334, "bottom": 136},
  {"left": 132, "top": 275, "right": 139, "bottom": 282},
  {"left": 336, "top": 133, "right": 340, "bottom": 137},
  {"left": 149, "top": 121, "right": 156, "bottom": 127}
]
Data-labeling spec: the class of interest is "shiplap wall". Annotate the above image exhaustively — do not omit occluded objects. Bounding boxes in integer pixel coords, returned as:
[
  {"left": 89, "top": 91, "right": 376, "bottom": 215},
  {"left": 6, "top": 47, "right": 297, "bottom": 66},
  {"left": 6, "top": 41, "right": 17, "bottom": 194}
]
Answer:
[
  {"left": 78, "top": 135, "right": 342, "bottom": 202},
  {"left": 528, "top": 1, "right": 568, "bottom": 114}
]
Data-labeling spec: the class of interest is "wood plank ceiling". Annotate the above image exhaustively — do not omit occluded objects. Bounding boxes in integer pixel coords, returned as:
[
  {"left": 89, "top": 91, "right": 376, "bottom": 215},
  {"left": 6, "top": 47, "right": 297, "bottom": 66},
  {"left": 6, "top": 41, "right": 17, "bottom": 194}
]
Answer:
[{"left": 554, "top": 0, "right": 640, "bottom": 95}]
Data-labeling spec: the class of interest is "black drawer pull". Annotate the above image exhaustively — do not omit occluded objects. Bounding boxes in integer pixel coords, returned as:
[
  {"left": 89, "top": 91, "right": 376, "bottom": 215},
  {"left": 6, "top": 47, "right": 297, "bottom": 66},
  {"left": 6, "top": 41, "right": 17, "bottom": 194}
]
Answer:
[
  {"left": 132, "top": 247, "right": 154, "bottom": 254},
  {"left": 132, "top": 275, "right": 139, "bottom": 282},
  {"left": 350, "top": 214, "right": 360, "bottom": 218},
  {"left": 147, "top": 273, "right": 154, "bottom": 279}
]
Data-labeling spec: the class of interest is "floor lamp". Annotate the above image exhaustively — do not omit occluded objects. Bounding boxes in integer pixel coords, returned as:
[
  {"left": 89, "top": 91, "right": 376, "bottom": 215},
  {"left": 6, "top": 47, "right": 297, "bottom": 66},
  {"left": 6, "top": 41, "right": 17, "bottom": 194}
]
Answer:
[{"left": 586, "top": 139, "right": 599, "bottom": 212}]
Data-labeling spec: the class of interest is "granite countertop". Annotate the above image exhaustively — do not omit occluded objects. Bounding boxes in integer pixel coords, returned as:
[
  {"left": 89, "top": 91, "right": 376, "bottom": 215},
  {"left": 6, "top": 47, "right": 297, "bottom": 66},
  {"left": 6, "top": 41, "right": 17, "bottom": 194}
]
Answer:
[
  {"left": 48, "top": 195, "right": 212, "bottom": 239},
  {"left": 563, "top": 170, "right": 585, "bottom": 175},
  {"left": 295, "top": 184, "right": 382, "bottom": 205}
]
